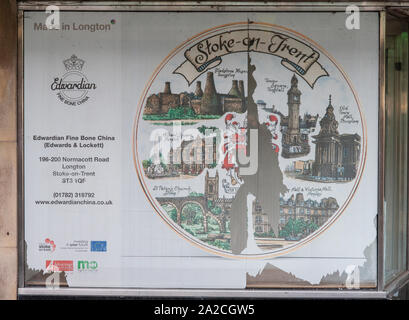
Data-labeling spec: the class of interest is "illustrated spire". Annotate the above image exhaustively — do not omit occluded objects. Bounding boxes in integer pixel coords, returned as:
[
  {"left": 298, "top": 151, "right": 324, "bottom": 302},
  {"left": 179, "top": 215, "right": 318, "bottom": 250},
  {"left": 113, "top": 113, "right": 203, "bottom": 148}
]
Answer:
[
  {"left": 287, "top": 74, "right": 301, "bottom": 99},
  {"left": 291, "top": 74, "right": 298, "bottom": 87},
  {"left": 318, "top": 94, "right": 338, "bottom": 135}
]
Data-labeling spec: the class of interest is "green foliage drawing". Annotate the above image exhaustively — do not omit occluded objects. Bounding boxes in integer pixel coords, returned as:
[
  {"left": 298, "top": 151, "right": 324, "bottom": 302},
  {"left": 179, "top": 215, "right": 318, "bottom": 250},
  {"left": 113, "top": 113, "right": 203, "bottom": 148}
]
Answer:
[
  {"left": 142, "top": 159, "right": 152, "bottom": 169},
  {"left": 254, "top": 230, "right": 276, "bottom": 238},
  {"left": 181, "top": 203, "right": 204, "bottom": 226},
  {"left": 152, "top": 121, "right": 197, "bottom": 126},
  {"left": 161, "top": 202, "right": 231, "bottom": 252},
  {"left": 197, "top": 125, "right": 218, "bottom": 134},
  {"left": 188, "top": 192, "right": 204, "bottom": 197},
  {"left": 279, "top": 218, "right": 319, "bottom": 240},
  {"left": 225, "top": 220, "right": 230, "bottom": 234},
  {"left": 207, "top": 216, "right": 220, "bottom": 233},
  {"left": 207, "top": 200, "right": 222, "bottom": 215},
  {"left": 162, "top": 204, "right": 178, "bottom": 223},
  {"left": 159, "top": 152, "right": 167, "bottom": 170},
  {"left": 206, "top": 239, "right": 231, "bottom": 251},
  {"left": 143, "top": 106, "right": 220, "bottom": 121},
  {"left": 143, "top": 152, "right": 167, "bottom": 171},
  {"left": 197, "top": 125, "right": 222, "bottom": 147}
]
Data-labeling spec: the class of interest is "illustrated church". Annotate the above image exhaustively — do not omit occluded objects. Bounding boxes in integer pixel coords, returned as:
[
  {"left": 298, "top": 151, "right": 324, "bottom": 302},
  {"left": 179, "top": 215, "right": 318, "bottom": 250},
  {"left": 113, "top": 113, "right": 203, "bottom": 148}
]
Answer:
[{"left": 312, "top": 96, "right": 361, "bottom": 180}]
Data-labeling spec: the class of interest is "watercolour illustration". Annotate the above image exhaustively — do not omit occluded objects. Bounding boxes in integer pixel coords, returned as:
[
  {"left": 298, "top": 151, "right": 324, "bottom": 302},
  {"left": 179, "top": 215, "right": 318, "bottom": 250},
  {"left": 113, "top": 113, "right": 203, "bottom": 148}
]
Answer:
[
  {"left": 134, "top": 22, "right": 366, "bottom": 258},
  {"left": 284, "top": 95, "right": 361, "bottom": 182},
  {"left": 143, "top": 73, "right": 246, "bottom": 122}
]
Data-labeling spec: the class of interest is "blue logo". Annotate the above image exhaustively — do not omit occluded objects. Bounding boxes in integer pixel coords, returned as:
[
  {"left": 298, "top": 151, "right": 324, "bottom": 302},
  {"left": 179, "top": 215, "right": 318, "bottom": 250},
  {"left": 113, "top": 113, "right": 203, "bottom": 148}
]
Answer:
[{"left": 91, "top": 241, "right": 107, "bottom": 252}]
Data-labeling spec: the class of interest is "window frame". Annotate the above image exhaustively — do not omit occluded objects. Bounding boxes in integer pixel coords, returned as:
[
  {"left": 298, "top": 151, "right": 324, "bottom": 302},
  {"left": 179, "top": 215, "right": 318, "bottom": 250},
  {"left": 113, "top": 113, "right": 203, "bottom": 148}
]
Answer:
[{"left": 15, "top": 1, "right": 408, "bottom": 299}]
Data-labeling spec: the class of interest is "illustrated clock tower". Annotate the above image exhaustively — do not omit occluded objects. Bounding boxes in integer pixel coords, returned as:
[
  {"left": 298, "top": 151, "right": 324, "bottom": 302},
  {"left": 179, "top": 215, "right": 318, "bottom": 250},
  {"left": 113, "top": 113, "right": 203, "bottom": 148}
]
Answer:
[
  {"left": 286, "top": 74, "right": 302, "bottom": 144},
  {"left": 281, "top": 74, "right": 311, "bottom": 158}
]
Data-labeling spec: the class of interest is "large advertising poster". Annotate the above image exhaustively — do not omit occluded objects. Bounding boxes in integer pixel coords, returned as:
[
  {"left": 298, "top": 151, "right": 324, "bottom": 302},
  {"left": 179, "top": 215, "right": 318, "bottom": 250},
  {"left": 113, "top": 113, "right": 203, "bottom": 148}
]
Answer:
[{"left": 24, "top": 11, "right": 379, "bottom": 288}]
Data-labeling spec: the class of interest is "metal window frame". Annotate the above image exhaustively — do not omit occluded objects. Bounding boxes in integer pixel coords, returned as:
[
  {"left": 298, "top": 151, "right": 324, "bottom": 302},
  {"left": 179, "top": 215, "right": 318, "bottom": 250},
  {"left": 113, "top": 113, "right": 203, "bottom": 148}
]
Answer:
[
  {"left": 382, "top": 9, "right": 409, "bottom": 295},
  {"left": 15, "top": 1, "right": 408, "bottom": 299}
]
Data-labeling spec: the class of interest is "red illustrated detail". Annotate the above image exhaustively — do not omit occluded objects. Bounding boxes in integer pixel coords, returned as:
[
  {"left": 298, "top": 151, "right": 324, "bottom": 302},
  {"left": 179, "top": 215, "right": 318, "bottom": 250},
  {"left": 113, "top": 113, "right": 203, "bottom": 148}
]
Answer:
[
  {"left": 45, "top": 238, "right": 56, "bottom": 252},
  {"left": 46, "top": 260, "right": 73, "bottom": 272}
]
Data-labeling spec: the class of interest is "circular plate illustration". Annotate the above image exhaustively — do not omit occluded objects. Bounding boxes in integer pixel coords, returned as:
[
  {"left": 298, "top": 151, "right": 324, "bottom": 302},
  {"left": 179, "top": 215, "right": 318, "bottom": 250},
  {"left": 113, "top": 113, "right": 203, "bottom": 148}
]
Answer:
[{"left": 133, "top": 22, "right": 366, "bottom": 259}]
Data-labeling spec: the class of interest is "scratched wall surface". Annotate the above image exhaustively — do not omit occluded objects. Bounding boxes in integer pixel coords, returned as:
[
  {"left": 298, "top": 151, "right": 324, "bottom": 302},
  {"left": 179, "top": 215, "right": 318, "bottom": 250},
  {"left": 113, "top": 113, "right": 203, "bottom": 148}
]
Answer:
[{"left": 0, "top": 0, "right": 17, "bottom": 300}]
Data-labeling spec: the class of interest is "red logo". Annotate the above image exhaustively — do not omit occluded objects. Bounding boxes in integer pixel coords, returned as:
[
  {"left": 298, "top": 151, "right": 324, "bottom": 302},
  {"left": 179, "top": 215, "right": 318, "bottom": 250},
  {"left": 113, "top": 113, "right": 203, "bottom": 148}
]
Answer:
[
  {"left": 46, "top": 260, "right": 73, "bottom": 272},
  {"left": 45, "top": 238, "right": 56, "bottom": 251}
]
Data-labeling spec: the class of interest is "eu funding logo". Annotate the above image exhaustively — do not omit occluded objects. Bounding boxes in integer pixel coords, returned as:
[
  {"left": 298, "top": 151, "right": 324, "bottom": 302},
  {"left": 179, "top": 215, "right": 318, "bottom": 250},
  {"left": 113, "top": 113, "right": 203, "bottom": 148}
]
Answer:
[
  {"left": 91, "top": 241, "right": 107, "bottom": 252},
  {"left": 51, "top": 54, "right": 97, "bottom": 106},
  {"left": 77, "top": 260, "right": 98, "bottom": 271}
]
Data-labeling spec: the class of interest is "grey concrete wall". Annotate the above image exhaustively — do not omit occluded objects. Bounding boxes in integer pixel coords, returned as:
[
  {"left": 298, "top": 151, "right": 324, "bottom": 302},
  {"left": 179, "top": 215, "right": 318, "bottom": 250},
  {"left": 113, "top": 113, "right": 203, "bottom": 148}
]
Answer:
[{"left": 0, "top": 0, "right": 17, "bottom": 300}]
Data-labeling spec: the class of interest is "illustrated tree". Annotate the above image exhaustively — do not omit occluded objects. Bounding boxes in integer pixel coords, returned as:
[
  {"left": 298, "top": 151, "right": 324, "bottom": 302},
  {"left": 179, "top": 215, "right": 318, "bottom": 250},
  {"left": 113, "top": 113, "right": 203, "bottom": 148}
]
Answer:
[
  {"left": 183, "top": 205, "right": 196, "bottom": 225},
  {"left": 182, "top": 203, "right": 203, "bottom": 225},
  {"left": 162, "top": 205, "right": 177, "bottom": 223},
  {"left": 279, "top": 218, "right": 319, "bottom": 240},
  {"left": 142, "top": 159, "right": 152, "bottom": 169},
  {"left": 207, "top": 200, "right": 222, "bottom": 215},
  {"left": 167, "top": 106, "right": 197, "bottom": 120}
]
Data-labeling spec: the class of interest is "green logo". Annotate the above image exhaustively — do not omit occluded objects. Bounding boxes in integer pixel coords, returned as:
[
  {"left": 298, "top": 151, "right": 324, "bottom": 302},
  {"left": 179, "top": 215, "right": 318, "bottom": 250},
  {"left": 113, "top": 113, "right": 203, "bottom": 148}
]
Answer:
[{"left": 77, "top": 260, "right": 98, "bottom": 270}]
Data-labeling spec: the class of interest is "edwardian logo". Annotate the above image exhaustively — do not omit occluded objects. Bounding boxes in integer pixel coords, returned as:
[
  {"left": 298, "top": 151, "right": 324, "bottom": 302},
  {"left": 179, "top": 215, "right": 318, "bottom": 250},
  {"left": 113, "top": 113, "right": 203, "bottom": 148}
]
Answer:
[{"left": 51, "top": 54, "right": 97, "bottom": 106}]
